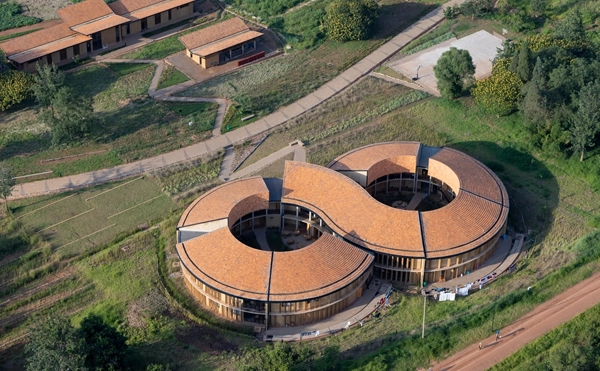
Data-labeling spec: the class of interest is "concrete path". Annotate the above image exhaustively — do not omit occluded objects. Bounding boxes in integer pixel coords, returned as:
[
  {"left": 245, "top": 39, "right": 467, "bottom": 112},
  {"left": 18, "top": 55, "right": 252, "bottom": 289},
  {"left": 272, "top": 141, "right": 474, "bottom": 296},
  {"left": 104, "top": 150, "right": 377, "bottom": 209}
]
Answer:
[
  {"left": 406, "top": 192, "right": 427, "bottom": 210},
  {"left": 433, "top": 269, "right": 600, "bottom": 371},
  {"left": 369, "top": 71, "right": 439, "bottom": 96},
  {"left": 226, "top": 142, "right": 305, "bottom": 181},
  {"left": 218, "top": 146, "right": 235, "bottom": 181},
  {"left": 266, "top": 283, "right": 393, "bottom": 341},
  {"left": 9, "top": 0, "right": 464, "bottom": 199}
]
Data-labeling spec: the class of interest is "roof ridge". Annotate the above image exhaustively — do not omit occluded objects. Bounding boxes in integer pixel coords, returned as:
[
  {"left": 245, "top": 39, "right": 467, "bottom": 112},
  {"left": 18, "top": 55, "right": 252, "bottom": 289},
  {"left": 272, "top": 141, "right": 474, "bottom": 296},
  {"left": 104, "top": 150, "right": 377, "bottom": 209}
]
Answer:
[{"left": 189, "top": 29, "right": 255, "bottom": 52}]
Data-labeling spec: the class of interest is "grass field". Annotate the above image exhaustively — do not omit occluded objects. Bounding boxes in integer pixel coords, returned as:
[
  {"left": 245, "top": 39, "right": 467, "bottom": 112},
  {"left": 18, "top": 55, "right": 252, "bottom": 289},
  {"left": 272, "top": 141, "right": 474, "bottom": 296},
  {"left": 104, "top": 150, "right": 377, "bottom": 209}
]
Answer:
[
  {"left": 0, "top": 64, "right": 218, "bottom": 178},
  {"left": 106, "top": 63, "right": 154, "bottom": 77},
  {"left": 157, "top": 65, "right": 190, "bottom": 90}
]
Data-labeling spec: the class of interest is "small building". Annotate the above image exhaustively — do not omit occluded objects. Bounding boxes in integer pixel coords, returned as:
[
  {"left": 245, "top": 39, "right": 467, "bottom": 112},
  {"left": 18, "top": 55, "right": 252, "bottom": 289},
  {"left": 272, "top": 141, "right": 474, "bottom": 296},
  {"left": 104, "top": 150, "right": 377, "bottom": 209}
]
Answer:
[
  {"left": 0, "top": 0, "right": 194, "bottom": 72},
  {"left": 179, "top": 17, "right": 263, "bottom": 69}
]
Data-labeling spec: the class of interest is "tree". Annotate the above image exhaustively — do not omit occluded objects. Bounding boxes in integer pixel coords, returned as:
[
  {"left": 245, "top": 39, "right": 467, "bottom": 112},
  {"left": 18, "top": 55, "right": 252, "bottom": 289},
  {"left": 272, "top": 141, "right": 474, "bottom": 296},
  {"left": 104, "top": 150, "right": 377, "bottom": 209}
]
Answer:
[
  {"left": 0, "top": 70, "right": 34, "bottom": 111},
  {"left": 570, "top": 80, "right": 600, "bottom": 162},
  {"left": 433, "top": 47, "right": 475, "bottom": 99},
  {"left": 0, "top": 164, "right": 16, "bottom": 214},
  {"left": 459, "top": 0, "right": 494, "bottom": 20},
  {"left": 472, "top": 59, "right": 523, "bottom": 116},
  {"left": 555, "top": 9, "right": 585, "bottom": 41},
  {"left": 40, "top": 87, "right": 94, "bottom": 145},
  {"left": 530, "top": 0, "right": 546, "bottom": 18},
  {"left": 32, "top": 63, "right": 65, "bottom": 109},
  {"left": 25, "top": 313, "right": 86, "bottom": 371},
  {"left": 510, "top": 40, "right": 532, "bottom": 82},
  {"left": 322, "top": 0, "right": 379, "bottom": 42},
  {"left": 79, "top": 314, "right": 128, "bottom": 370}
]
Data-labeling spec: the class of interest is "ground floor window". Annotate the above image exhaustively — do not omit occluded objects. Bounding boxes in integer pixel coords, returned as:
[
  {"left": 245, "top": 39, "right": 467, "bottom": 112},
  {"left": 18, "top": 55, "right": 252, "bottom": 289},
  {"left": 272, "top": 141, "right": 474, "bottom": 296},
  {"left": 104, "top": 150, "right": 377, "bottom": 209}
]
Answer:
[
  {"left": 155, "top": 13, "right": 161, "bottom": 25},
  {"left": 46, "top": 54, "right": 52, "bottom": 65},
  {"left": 92, "top": 32, "right": 102, "bottom": 51},
  {"left": 59, "top": 49, "right": 67, "bottom": 61},
  {"left": 168, "top": 9, "right": 172, "bottom": 20},
  {"left": 73, "top": 44, "right": 80, "bottom": 56},
  {"left": 141, "top": 18, "right": 148, "bottom": 30}
]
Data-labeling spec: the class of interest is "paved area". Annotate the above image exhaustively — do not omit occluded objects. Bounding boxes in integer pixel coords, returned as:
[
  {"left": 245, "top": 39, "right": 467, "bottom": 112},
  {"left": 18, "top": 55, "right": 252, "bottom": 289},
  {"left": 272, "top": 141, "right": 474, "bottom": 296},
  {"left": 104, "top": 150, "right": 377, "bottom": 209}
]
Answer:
[
  {"left": 389, "top": 30, "right": 503, "bottom": 95},
  {"left": 9, "top": 0, "right": 466, "bottom": 199},
  {"left": 433, "top": 269, "right": 600, "bottom": 371},
  {"left": 429, "top": 235, "right": 522, "bottom": 291},
  {"left": 407, "top": 192, "right": 427, "bottom": 210},
  {"left": 218, "top": 146, "right": 235, "bottom": 181},
  {"left": 370, "top": 71, "right": 437, "bottom": 95},
  {"left": 265, "top": 283, "right": 393, "bottom": 341}
]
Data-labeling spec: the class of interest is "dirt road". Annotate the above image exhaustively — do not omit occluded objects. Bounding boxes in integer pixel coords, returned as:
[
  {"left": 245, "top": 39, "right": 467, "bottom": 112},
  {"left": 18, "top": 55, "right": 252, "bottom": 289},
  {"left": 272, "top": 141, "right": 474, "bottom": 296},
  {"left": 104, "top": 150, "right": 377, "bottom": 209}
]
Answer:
[{"left": 433, "top": 271, "right": 600, "bottom": 371}]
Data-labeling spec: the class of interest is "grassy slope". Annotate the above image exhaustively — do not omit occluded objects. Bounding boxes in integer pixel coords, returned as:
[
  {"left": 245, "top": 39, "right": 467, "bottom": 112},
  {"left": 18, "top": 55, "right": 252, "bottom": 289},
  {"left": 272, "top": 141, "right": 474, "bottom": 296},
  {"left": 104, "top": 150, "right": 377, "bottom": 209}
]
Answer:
[
  {"left": 157, "top": 65, "right": 190, "bottom": 90},
  {"left": 0, "top": 64, "right": 217, "bottom": 178}
]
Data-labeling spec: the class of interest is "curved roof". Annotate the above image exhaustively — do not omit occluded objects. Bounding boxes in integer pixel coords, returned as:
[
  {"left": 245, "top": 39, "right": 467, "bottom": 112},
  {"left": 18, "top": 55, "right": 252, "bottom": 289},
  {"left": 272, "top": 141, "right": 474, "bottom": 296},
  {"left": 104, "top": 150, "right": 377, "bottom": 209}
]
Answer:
[
  {"left": 177, "top": 227, "right": 373, "bottom": 302},
  {"left": 177, "top": 142, "right": 508, "bottom": 302},
  {"left": 321, "top": 142, "right": 509, "bottom": 257}
]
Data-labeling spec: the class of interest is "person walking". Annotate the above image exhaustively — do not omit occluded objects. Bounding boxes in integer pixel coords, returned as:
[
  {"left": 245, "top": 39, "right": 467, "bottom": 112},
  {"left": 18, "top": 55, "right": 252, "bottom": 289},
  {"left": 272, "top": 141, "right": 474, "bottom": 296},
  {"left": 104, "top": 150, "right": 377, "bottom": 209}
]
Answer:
[
  {"left": 478, "top": 342, "right": 482, "bottom": 351},
  {"left": 496, "top": 329, "right": 501, "bottom": 341}
]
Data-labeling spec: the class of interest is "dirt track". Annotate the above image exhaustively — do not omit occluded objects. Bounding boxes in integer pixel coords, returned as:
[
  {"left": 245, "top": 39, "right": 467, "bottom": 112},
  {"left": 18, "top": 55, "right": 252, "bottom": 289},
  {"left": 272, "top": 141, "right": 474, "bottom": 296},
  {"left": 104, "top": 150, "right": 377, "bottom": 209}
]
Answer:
[{"left": 433, "top": 271, "right": 600, "bottom": 371}]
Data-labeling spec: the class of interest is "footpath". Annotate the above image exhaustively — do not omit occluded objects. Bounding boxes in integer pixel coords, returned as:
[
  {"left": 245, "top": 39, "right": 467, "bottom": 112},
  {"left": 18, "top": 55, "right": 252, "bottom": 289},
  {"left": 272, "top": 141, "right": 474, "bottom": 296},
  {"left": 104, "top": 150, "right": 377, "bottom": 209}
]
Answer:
[
  {"left": 432, "top": 270, "right": 600, "bottom": 371},
  {"left": 10, "top": 0, "right": 464, "bottom": 199}
]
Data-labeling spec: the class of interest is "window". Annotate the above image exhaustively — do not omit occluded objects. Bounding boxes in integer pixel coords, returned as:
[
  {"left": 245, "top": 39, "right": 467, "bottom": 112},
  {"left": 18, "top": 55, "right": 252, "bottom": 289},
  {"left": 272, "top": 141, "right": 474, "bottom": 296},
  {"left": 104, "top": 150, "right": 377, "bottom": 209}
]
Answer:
[
  {"left": 155, "top": 13, "right": 161, "bottom": 25},
  {"left": 141, "top": 18, "right": 148, "bottom": 30},
  {"left": 126, "top": 23, "right": 130, "bottom": 35},
  {"left": 59, "top": 49, "right": 67, "bottom": 61},
  {"left": 46, "top": 54, "right": 52, "bottom": 65},
  {"left": 115, "top": 26, "right": 121, "bottom": 42},
  {"left": 73, "top": 44, "right": 80, "bottom": 56},
  {"left": 177, "top": 3, "right": 188, "bottom": 9},
  {"left": 168, "top": 9, "right": 172, "bottom": 20},
  {"left": 92, "top": 32, "right": 102, "bottom": 51}
]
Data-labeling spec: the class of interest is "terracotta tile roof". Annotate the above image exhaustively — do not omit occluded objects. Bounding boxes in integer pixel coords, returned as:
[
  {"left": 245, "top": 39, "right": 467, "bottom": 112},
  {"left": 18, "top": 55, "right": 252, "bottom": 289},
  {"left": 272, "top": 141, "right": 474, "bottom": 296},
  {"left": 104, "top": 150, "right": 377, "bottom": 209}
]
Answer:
[
  {"left": 421, "top": 191, "right": 504, "bottom": 257},
  {"left": 282, "top": 161, "right": 425, "bottom": 257},
  {"left": 179, "top": 17, "right": 249, "bottom": 50},
  {"left": 109, "top": 0, "right": 194, "bottom": 20},
  {"left": 270, "top": 234, "right": 373, "bottom": 302},
  {"left": 178, "top": 229, "right": 372, "bottom": 302},
  {"left": 177, "top": 227, "right": 272, "bottom": 301},
  {"left": 178, "top": 177, "right": 269, "bottom": 228},
  {"left": 71, "top": 14, "right": 130, "bottom": 35},
  {"left": 0, "top": 23, "right": 75, "bottom": 57},
  {"left": 429, "top": 147, "right": 508, "bottom": 205},
  {"left": 327, "top": 142, "right": 421, "bottom": 172},
  {"left": 189, "top": 30, "right": 263, "bottom": 57},
  {"left": 57, "top": 0, "right": 115, "bottom": 27}
]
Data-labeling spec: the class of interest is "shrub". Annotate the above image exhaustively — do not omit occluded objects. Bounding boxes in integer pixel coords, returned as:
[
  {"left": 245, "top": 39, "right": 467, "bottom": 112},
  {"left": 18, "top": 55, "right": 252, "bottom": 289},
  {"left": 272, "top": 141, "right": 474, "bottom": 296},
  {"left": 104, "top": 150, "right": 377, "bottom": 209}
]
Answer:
[
  {"left": 322, "top": 0, "right": 379, "bottom": 42},
  {"left": 0, "top": 70, "right": 34, "bottom": 111},
  {"left": 472, "top": 59, "right": 523, "bottom": 115}
]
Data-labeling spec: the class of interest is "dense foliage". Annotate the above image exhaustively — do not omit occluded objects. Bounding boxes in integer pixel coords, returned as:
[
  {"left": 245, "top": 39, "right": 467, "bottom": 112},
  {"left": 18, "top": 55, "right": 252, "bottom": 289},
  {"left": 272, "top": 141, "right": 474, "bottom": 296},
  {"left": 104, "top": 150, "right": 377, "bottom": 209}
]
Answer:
[
  {"left": 0, "top": 164, "right": 16, "bottom": 213},
  {"left": 0, "top": 70, "right": 35, "bottom": 111},
  {"left": 0, "top": 1, "right": 40, "bottom": 32},
  {"left": 433, "top": 47, "right": 475, "bottom": 99},
  {"left": 473, "top": 13, "right": 600, "bottom": 161},
  {"left": 25, "top": 312, "right": 128, "bottom": 371},
  {"left": 270, "top": 1, "right": 327, "bottom": 49},
  {"left": 322, "top": 0, "right": 379, "bottom": 42}
]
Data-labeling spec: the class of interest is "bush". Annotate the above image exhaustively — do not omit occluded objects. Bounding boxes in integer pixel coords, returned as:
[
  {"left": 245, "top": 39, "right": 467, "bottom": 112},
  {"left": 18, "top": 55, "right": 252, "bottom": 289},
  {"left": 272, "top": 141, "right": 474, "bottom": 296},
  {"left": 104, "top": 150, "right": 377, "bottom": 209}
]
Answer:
[
  {"left": 0, "top": 2, "right": 40, "bottom": 32},
  {"left": 322, "top": 0, "right": 379, "bottom": 42},
  {"left": 0, "top": 70, "right": 34, "bottom": 111},
  {"left": 472, "top": 59, "right": 523, "bottom": 115}
]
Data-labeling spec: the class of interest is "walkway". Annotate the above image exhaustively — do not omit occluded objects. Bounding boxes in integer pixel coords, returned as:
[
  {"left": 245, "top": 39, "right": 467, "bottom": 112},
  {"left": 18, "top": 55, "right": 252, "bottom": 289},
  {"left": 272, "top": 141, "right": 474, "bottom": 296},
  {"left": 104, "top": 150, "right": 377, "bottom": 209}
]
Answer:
[
  {"left": 9, "top": 0, "right": 464, "bottom": 199},
  {"left": 225, "top": 141, "right": 306, "bottom": 181},
  {"left": 433, "top": 270, "right": 600, "bottom": 371},
  {"left": 265, "top": 283, "right": 393, "bottom": 341},
  {"left": 429, "top": 235, "right": 523, "bottom": 292}
]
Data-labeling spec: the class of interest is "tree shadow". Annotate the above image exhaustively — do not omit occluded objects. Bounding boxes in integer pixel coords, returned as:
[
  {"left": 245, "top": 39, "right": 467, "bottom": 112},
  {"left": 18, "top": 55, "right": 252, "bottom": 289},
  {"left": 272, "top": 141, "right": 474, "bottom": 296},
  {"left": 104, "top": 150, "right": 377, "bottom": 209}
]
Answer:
[{"left": 373, "top": 2, "right": 438, "bottom": 40}]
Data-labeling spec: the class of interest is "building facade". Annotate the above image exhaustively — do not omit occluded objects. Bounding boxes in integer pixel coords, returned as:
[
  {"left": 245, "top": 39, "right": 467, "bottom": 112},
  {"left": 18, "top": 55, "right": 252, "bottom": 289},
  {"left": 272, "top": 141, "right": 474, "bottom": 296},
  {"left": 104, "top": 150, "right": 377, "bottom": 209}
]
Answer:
[{"left": 0, "top": 0, "right": 194, "bottom": 72}]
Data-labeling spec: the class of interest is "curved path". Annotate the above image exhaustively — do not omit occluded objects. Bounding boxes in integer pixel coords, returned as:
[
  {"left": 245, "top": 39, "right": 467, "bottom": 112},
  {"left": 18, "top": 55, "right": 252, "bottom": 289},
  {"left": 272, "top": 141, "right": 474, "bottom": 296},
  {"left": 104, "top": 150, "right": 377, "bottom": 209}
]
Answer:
[
  {"left": 432, "top": 270, "right": 600, "bottom": 371},
  {"left": 9, "top": 0, "right": 464, "bottom": 199}
]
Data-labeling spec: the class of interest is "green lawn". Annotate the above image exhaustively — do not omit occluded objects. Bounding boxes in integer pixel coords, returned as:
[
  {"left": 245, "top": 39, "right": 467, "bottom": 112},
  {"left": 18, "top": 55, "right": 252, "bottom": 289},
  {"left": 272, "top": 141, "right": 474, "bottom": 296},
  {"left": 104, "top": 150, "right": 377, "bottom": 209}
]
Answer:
[
  {"left": 157, "top": 65, "right": 190, "bottom": 90},
  {"left": 221, "top": 105, "right": 260, "bottom": 134},
  {"left": 106, "top": 63, "right": 154, "bottom": 76}
]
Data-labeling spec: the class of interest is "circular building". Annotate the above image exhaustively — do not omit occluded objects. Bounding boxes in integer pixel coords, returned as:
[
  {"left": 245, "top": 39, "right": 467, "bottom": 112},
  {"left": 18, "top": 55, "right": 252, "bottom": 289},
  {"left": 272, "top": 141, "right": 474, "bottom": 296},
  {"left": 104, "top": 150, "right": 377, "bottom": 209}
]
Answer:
[{"left": 177, "top": 142, "right": 509, "bottom": 328}]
